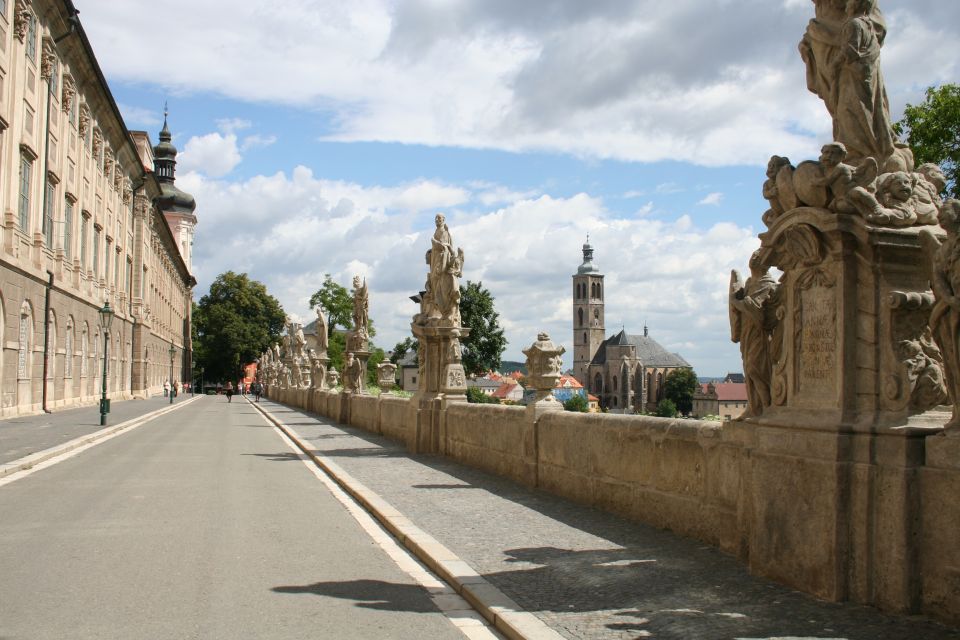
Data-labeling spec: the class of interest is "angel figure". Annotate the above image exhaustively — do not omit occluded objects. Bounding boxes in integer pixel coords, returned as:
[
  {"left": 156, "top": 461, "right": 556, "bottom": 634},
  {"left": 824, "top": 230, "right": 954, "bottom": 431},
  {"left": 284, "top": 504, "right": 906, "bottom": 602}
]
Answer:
[
  {"left": 352, "top": 276, "right": 369, "bottom": 339},
  {"left": 314, "top": 305, "right": 329, "bottom": 354},
  {"left": 730, "top": 251, "right": 780, "bottom": 418}
]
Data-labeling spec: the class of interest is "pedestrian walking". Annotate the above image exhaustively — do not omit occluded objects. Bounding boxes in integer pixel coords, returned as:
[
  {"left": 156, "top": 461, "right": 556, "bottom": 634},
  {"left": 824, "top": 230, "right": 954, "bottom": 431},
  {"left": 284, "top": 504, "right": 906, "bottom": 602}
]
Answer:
[
  {"left": 163, "top": 380, "right": 170, "bottom": 397},
  {"left": 225, "top": 381, "right": 234, "bottom": 403},
  {"left": 253, "top": 381, "right": 262, "bottom": 402},
  {"left": 173, "top": 381, "right": 179, "bottom": 397}
]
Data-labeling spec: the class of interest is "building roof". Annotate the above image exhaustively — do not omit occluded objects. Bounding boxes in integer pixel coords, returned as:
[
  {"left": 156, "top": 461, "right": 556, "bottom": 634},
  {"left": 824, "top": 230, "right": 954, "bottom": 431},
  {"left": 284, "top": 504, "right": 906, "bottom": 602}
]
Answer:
[
  {"left": 491, "top": 382, "right": 522, "bottom": 399},
  {"left": 724, "top": 372, "right": 745, "bottom": 384},
  {"left": 590, "top": 329, "right": 690, "bottom": 368},
  {"left": 467, "top": 378, "right": 501, "bottom": 390},
  {"left": 557, "top": 375, "right": 583, "bottom": 389},
  {"left": 699, "top": 382, "right": 748, "bottom": 402}
]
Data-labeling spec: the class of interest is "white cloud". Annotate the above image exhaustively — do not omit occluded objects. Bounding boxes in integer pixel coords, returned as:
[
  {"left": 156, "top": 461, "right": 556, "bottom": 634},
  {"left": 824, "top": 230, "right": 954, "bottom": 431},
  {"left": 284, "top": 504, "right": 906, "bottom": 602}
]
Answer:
[
  {"left": 181, "top": 169, "right": 755, "bottom": 375},
  {"left": 80, "top": 1, "right": 960, "bottom": 168},
  {"left": 241, "top": 134, "right": 277, "bottom": 151},
  {"left": 698, "top": 192, "right": 723, "bottom": 206},
  {"left": 389, "top": 180, "right": 470, "bottom": 212},
  {"left": 178, "top": 132, "right": 243, "bottom": 178},
  {"left": 118, "top": 104, "right": 162, "bottom": 128},
  {"left": 216, "top": 118, "right": 252, "bottom": 134}
]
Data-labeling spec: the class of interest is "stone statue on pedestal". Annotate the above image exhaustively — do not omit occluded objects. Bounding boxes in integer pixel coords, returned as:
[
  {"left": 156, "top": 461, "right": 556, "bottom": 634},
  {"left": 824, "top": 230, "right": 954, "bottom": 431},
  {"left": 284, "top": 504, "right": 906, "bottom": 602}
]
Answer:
[{"left": 315, "top": 305, "right": 329, "bottom": 356}]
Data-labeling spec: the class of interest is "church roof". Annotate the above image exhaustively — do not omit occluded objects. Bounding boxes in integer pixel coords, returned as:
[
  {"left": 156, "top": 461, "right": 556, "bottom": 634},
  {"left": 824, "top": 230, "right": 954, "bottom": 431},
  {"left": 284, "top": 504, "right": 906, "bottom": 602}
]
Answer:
[{"left": 590, "top": 329, "right": 690, "bottom": 368}]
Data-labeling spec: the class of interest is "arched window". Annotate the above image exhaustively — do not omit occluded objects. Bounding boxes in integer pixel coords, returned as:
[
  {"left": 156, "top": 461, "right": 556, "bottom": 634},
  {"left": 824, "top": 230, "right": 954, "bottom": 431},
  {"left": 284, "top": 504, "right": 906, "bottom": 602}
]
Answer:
[
  {"left": 598, "top": 283, "right": 602, "bottom": 300},
  {"left": 583, "top": 332, "right": 587, "bottom": 343},
  {"left": 613, "top": 375, "right": 618, "bottom": 392},
  {"left": 578, "top": 308, "right": 584, "bottom": 327},
  {"left": 590, "top": 282, "right": 596, "bottom": 298},
  {"left": 18, "top": 302, "right": 33, "bottom": 380},
  {"left": 657, "top": 372, "right": 664, "bottom": 400},
  {"left": 648, "top": 372, "right": 654, "bottom": 402},
  {"left": 593, "top": 373, "right": 603, "bottom": 394}
]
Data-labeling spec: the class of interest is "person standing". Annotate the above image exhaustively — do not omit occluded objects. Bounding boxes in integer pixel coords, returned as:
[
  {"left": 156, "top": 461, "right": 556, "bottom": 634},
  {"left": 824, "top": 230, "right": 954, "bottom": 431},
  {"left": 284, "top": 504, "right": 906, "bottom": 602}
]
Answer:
[
  {"left": 253, "top": 381, "right": 262, "bottom": 402},
  {"left": 225, "top": 380, "right": 234, "bottom": 403},
  {"left": 163, "top": 380, "right": 170, "bottom": 398}
]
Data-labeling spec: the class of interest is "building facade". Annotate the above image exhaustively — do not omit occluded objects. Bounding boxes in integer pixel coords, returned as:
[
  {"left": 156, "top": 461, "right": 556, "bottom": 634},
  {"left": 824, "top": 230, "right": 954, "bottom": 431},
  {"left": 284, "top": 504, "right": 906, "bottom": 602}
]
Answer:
[
  {"left": 571, "top": 242, "right": 690, "bottom": 413},
  {"left": 0, "top": 0, "right": 194, "bottom": 416}
]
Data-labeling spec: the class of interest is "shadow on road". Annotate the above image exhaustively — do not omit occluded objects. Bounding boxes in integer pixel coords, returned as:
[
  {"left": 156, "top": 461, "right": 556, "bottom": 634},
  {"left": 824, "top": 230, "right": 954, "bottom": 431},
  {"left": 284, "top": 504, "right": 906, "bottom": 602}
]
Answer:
[{"left": 271, "top": 579, "right": 440, "bottom": 613}]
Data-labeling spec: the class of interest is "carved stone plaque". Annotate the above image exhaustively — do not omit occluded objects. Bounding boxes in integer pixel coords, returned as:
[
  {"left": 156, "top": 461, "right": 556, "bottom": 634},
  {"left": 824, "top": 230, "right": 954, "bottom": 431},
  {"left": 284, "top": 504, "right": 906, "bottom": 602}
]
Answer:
[{"left": 798, "top": 284, "right": 837, "bottom": 402}]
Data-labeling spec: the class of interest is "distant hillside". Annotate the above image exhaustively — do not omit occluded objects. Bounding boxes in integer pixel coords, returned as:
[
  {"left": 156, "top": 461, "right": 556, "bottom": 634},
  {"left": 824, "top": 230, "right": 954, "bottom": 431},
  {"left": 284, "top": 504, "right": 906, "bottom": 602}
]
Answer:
[{"left": 499, "top": 361, "right": 527, "bottom": 375}]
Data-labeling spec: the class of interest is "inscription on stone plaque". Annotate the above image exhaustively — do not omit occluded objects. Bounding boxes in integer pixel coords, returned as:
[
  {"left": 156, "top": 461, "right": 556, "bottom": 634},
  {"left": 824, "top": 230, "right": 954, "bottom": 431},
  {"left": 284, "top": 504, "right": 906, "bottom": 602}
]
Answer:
[{"left": 798, "top": 284, "right": 837, "bottom": 401}]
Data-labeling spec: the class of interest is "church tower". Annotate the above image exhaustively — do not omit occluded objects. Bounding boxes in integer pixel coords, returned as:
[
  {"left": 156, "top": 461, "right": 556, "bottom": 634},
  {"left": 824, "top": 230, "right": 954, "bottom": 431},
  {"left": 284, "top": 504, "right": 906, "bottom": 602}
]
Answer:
[
  {"left": 572, "top": 239, "right": 605, "bottom": 386},
  {"left": 153, "top": 108, "right": 197, "bottom": 273}
]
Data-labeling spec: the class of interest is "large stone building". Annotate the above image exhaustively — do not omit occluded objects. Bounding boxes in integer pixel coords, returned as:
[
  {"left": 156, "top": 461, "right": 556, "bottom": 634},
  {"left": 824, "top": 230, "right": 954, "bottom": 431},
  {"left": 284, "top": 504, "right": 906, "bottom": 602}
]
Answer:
[
  {"left": 0, "top": 0, "right": 195, "bottom": 416},
  {"left": 571, "top": 241, "right": 690, "bottom": 412}
]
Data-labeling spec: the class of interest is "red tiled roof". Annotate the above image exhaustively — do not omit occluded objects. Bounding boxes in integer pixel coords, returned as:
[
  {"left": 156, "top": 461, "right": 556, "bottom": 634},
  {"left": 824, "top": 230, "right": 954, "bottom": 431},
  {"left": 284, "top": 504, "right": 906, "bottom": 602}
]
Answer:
[
  {"left": 557, "top": 375, "right": 583, "bottom": 389},
  {"left": 713, "top": 382, "right": 747, "bottom": 402},
  {"left": 492, "top": 382, "right": 520, "bottom": 399}
]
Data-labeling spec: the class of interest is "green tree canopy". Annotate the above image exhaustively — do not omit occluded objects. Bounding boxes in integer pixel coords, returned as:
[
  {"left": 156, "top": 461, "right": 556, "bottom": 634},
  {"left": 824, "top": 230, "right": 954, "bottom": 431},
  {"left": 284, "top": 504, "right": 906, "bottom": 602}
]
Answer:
[
  {"left": 655, "top": 398, "right": 678, "bottom": 418},
  {"left": 309, "top": 275, "right": 353, "bottom": 332},
  {"left": 563, "top": 394, "right": 589, "bottom": 412},
  {"left": 390, "top": 337, "right": 418, "bottom": 364},
  {"left": 459, "top": 281, "right": 507, "bottom": 376},
  {"left": 894, "top": 83, "right": 960, "bottom": 199},
  {"left": 194, "top": 271, "right": 286, "bottom": 384},
  {"left": 664, "top": 367, "right": 699, "bottom": 416}
]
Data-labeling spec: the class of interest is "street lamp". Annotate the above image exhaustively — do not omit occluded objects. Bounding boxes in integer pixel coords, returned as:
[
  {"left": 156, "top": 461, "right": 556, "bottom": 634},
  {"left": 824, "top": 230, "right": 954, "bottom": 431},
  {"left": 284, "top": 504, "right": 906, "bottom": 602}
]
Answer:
[
  {"left": 169, "top": 342, "right": 176, "bottom": 404},
  {"left": 98, "top": 301, "right": 114, "bottom": 426}
]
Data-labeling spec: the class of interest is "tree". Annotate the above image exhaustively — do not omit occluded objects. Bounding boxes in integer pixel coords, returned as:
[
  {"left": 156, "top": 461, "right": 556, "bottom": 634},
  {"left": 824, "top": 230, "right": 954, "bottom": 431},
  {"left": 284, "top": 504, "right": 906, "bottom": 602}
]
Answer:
[
  {"left": 309, "top": 275, "right": 353, "bottom": 333},
  {"left": 894, "top": 84, "right": 960, "bottom": 199},
  {"left": 366, "top": 347, "right": 386, "bottom": 387},
  {"left": 563, "top": 394, "right": 589, "bottom": 412},
  {"left": 390, "top": 337, "right": 418, "bottom": 364},
  {"left": 459, "top": 281, "right": 507, "bottom": 376},
  {"left": 655, "top": 398, "right": 678, "bottom": 418},
  {"left": 664, "top": 367, "right": 699, "bottom": 416},
  {"left": 466, "top": 386, "right": 500, "bottom": 404},
  {"left": 194, "top": 271, "right": 286, "bottom": 385}
]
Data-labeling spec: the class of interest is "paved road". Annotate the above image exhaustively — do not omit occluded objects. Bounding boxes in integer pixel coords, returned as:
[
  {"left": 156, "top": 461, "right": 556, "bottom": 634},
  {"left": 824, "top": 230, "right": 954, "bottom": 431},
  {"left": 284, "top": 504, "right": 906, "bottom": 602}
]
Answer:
[
  {"left": 0, "top": 394, "right": 183, "bottom": 465},
  {"left": 0, "top": 396, "right": 469, "bottom": 640},
  {"left": 255, "top": 398, "right": 960, "bottom": 640}
]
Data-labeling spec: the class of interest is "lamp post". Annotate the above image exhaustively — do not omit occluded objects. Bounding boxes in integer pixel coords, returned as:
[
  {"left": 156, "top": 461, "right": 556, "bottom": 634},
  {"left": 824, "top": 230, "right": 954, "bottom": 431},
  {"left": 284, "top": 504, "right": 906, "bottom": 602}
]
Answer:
[
  {"left": 169, "top": 342, "right": 176, "bottom": 404},
  {"left": 98, "top": 302, "right": 114, "bottom": 426}
]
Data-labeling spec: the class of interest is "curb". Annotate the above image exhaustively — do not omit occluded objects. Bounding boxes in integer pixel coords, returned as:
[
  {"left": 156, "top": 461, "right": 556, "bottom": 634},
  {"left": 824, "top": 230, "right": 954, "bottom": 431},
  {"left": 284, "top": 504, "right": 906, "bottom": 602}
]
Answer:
[
  {"left": 248, "top": 397, "right": 564, "bottom": 640},
  {"left": 0, "top": 396, "right": 203, "bottom": 480}
]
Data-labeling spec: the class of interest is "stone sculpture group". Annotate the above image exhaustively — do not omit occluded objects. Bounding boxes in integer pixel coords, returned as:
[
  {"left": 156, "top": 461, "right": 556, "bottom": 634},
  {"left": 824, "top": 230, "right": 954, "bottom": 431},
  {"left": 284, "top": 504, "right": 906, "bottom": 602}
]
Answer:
[{"left": 731, "top": 0, "right": 960, "bottom": 432}]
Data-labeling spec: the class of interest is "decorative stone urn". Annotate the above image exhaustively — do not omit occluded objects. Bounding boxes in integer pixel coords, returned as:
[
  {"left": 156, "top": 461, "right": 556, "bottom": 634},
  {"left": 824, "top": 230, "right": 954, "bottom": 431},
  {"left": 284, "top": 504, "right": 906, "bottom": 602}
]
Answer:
[
  {"left": 523, "top": 332, "right": 565, "bottom": 419},
  {"left": 377, "top": 362, "right": 398, "bottom": 392}
]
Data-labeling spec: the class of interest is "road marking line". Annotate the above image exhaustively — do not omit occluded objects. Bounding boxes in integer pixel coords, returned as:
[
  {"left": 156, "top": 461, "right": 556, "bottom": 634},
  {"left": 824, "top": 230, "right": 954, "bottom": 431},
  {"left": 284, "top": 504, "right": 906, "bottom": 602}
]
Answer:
[
  {"left": 0, "top": 396, "right": 202, "bottom": 488},
  {"left": 264, "top": 409, "right": 504, "bottom": 640}
]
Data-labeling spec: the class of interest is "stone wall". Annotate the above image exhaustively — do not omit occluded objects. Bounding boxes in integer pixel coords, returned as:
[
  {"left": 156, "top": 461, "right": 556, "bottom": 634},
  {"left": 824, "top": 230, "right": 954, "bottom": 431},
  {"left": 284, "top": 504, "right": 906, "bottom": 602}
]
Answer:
[{"left": 264, "top": 386, "right": 960, "bottom": 626}]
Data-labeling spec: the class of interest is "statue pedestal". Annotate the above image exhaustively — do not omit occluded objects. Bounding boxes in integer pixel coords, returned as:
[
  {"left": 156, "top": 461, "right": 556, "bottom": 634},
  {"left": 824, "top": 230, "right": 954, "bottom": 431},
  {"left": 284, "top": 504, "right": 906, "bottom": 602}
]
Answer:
[
  {"left": 408, "top": 323, "right": 470, "bottom": 453},
  {"left": 739, "top": 208, "right": 946, "bottom": 610}
]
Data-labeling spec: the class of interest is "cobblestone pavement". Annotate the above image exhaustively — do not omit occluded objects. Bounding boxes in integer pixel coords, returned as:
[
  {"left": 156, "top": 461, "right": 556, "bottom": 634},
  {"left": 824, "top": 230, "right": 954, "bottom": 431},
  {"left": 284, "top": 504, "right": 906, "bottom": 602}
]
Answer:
[
  {"left": 0, "top": 394, "right": 189, "bottom": 465},
  {"left": 257, "top": 399, "right": 960, "bottom": 640}
]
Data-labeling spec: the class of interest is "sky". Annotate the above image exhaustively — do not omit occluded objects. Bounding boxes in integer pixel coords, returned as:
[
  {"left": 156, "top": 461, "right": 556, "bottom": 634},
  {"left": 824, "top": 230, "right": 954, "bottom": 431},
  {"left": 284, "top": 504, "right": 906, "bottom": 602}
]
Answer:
[{"left": 76, "top": 0, "right": 958, "bottom": 376}]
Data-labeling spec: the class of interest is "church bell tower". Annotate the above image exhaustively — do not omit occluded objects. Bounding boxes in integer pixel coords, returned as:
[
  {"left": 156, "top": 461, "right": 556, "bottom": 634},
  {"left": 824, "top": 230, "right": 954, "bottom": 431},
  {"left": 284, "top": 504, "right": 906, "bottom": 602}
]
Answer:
[{"left": 572, "top": 239, "right": 605, "bottom": 386}]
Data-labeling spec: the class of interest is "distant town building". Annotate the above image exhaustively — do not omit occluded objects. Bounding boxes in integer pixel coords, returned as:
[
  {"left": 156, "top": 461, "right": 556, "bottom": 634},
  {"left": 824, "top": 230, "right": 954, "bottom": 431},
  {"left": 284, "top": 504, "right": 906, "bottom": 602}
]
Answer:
[
  {"left": 491, "top": 381, "right": 524, "bottom": 403},
  {"left": 692, "top": 382, "right": 748, "bottom": 421},
  {"left": 571, "top": 241, "right": 690, "bottom": 412}
]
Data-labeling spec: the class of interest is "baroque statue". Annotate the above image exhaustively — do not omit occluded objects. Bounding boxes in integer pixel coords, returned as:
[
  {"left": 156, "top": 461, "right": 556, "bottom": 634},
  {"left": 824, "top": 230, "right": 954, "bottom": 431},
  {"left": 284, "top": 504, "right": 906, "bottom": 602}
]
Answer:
[
  {"left": 350, "top": 276, "right": 369, "bottom": 352},
  {"left": 922, "top": 200, "right": 960, "bottom": 432},
  {"left": 422, "top": 214, "right": 464, "bottom": 326},
  {"left": 315, "top": 305, "right": 329, "bottom": 355},
  {"left": 730, "top": 251, "right": 781, "bottom": 418}
]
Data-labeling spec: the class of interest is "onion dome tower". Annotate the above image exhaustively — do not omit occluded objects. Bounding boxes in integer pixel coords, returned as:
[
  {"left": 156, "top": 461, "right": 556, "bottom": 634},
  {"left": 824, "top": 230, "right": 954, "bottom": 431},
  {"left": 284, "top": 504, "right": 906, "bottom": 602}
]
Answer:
[{"left": 153, "top": 106, "right": 197, "bottom": 273}]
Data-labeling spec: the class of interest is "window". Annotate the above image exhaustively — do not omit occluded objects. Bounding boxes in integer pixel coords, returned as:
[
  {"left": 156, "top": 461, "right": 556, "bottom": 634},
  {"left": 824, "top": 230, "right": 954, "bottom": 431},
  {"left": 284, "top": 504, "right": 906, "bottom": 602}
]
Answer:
[
  {"left": 63, "top": 199, "right": 73, "bottom": 259},
  {"left": 92, "top": 228, "right": 100, "bottom": 277},
  {"left": 25, "top": 13, "right": 37, "bottom": 62},
  {"left": 80, "top": 327, "right": 88, "bottom": 376},
  {"left": 18, "top": 305, "right": 31, "bottom": 379},
  {"left": 80, "top": 214, "right": 88, "bottom": 269},
  {"left": 18, "top": 154, "right": 32, "bottom": 230},
  {"left": 43, "top": 179, "right": 55, "bottom": 247},
  {"left": 65, "top": 322, "right": 74, "bottom": 378}
]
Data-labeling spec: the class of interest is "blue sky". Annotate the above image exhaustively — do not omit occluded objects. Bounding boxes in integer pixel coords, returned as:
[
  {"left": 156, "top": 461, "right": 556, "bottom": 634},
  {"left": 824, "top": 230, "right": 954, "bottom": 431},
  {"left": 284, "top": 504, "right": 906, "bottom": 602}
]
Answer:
[{"left": 77, "top": 1, "right": 959, "bottom": 376}]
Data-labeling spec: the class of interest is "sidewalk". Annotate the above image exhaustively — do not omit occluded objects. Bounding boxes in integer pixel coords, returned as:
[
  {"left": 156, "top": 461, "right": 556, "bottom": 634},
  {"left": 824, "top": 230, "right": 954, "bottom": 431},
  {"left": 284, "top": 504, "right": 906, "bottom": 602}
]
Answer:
[
  {"left": 0, "top": 393, "right": 194, "bottom": 466},
  {"left": 253, "top": 398, "right": 960, "bottom": 640}
]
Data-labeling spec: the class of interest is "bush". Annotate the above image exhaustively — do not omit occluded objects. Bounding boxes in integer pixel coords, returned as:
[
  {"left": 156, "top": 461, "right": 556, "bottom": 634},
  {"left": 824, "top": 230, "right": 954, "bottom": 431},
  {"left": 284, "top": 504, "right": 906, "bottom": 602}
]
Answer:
[
  {"left": 655, "top": 398, "right": 678, "bottom": 418},
  {"left": 466, "top": 386, "right": 500, "bottom": 404},
  {"left": 563, "top": 394, "right": 589, "bottom": 412}
]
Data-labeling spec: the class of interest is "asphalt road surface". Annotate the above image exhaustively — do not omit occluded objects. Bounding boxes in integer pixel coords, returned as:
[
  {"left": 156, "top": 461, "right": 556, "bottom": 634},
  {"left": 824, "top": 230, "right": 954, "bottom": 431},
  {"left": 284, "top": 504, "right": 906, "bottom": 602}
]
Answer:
[{"left": 0, "top": 396, "right": 467, "bottom": 639}]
